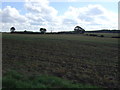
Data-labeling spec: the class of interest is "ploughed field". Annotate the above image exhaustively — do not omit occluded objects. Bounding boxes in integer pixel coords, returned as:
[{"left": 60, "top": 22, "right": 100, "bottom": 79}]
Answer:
[{"left": 2, "top": 33, "right": 119, "bottom": 88}]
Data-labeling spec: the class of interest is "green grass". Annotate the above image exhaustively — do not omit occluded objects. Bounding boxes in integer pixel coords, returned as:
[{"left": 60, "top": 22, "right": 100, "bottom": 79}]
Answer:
[
  {"left": 3, "top": 33, "right": 118, "bottom": 43},
  {"left": 2, "top": 70, "right": 98, "bottom": 88},
  {"left": 2, "top": 33, "right": 119, "bottom": 88}
]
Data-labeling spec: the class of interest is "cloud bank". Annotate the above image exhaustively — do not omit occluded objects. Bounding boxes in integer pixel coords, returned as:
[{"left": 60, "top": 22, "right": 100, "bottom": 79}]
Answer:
[{"left": 1, "top": 0, "right": 118, "bottom": 32}]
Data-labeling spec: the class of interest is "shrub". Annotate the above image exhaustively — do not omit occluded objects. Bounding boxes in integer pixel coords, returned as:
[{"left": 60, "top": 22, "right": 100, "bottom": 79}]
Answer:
[
  {"left": 89, "top": 34, "right": 98, "bottom": 36},
  {"left": 100, "top": 35, "right": 104, "bottom": 37}
]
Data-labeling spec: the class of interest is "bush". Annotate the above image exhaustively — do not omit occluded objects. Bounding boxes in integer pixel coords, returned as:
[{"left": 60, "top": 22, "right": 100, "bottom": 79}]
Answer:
[
  {"left": 100, "top": 35, "right": 104, "bottom": 37},
  {"left": 89, "top": 34, "right": 98, "bottom": 36},
  {"left": 85, "top": 34, "right": 89, "bottom": 36}
]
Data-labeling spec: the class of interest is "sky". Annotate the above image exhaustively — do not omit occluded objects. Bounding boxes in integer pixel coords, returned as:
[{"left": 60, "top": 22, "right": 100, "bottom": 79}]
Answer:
[{"left": 0, "top": 0, "right": 119, "bottom": 32}]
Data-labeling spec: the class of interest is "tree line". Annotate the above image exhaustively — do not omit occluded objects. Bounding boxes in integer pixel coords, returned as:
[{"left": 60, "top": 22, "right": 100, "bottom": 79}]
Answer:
[{"left": 10, "top": 26, "right": 85, "bottom": 34}]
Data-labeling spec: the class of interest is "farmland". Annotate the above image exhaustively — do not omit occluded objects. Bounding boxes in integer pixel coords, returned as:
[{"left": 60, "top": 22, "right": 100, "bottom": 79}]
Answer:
[
  {"left": 2, "top": 33, "right": 119, "bottom": 88},
  {"left": 85, "top": 32, "right": 119, "bottom": 38}
]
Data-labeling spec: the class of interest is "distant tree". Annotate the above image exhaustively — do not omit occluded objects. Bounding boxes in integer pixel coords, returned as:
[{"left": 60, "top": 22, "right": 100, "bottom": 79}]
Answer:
[
  {"left": 10, "top": 27, "right": 15, "bottom": 32},
  {"left": 74, "top": 26, "right": 85, "bottom": 34},
  {"left": 40, "top": 28, "right": 46, "bottom": 34},
  {"left": 24, "top": 30, "right": 27, "bottom": 32}
]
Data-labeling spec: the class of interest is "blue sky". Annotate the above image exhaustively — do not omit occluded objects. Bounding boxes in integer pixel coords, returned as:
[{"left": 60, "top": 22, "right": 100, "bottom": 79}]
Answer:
[
  {"left": 2, "top": 2, "right": 27, "bottom": 15},
  {"left": 1, "top": 0, "right": 118, "bottom": 32},
  {"left": 50, "top": 2, "right": 118, "bottom": 14},
  {"left": 2, "top": 2, "right": 118, "bottom": 15}
]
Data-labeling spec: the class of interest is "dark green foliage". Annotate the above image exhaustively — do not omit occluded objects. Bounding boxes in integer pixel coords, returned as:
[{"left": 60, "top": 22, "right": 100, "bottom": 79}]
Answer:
[
  {"left": 89, "top": 34, "right": 98, "bottom": 36},
  {"left": 84, "top": 33, "right": 119, "bottom": 38},
  {"left": 10, "top": 27, "right": 15, "bottom": 32},
  {"left": 2, "top": 71, "right": 98, "bottom": 88},
  {"left": 74, "top": 26, "right": 85, "bottom": 34},
  {"left": 40, "top": 28, "right": 47, "bottom": 34},
  {"left": 100, "top": 35, "right": 104, "bottom": 37}
]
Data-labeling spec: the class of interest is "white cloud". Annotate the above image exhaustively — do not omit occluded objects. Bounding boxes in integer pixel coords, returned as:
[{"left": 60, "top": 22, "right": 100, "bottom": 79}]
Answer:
[
  {"left": 62, "top": 4, "right": 118, "bottom": 30},
  {"left": 1, "top": 6, "right": 29, "bottom": 32},
  {"left": 2, "top": 6, "right": 27, "bottom": 23},
  {"left": 1, "top": 0, "right": 119, "bottom": 2},
  {"left": 1, "top": 0, "right": 60, "bottom": 32},
  {"left": 24, "top": 0, "right": 59, "bottom": 26},
  {"left": 0, "top": 8, "right": 2, "bottom": 19},
  {"left": 23, "top": 0, "right": 63, "bottom": 31},
  {"left": 0, "top": 8, "right": 1, "bottom": 13},
  {"left": 1, "top": 1, "right": 118, "bottom": 32}
]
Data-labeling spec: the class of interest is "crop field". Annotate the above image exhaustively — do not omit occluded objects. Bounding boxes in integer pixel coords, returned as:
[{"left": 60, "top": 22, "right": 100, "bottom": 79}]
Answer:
[{"left": 2, "top": 33, "right": 119, "bottom": 88}]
